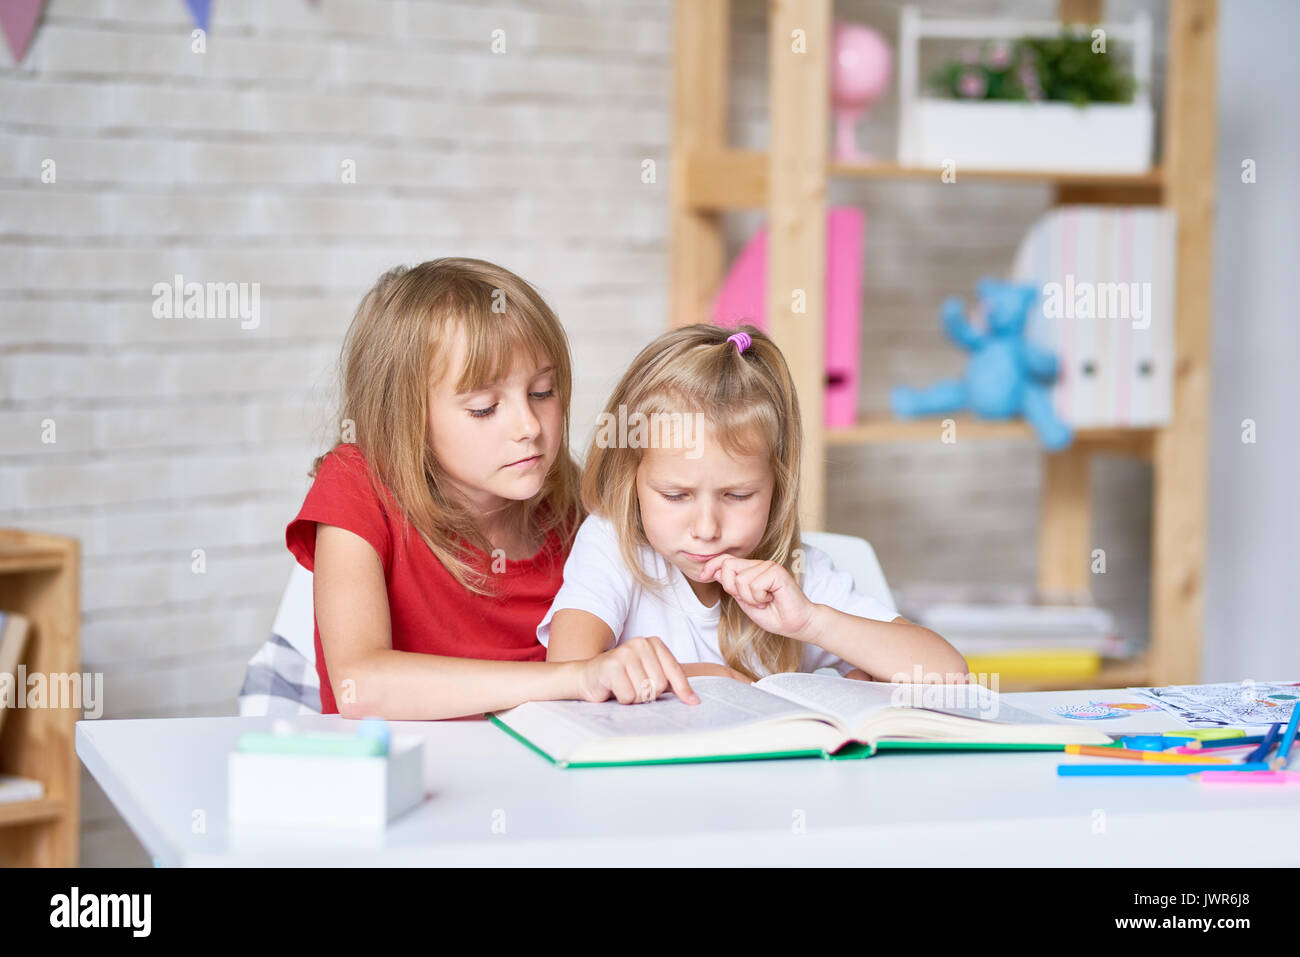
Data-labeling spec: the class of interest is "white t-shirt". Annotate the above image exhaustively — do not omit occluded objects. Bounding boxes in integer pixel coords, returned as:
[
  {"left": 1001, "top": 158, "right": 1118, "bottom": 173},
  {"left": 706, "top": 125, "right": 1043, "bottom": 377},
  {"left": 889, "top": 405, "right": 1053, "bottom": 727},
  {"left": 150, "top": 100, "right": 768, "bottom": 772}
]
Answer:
[{"left": 537, "top": 514, "right": 898, "bottom": 677}]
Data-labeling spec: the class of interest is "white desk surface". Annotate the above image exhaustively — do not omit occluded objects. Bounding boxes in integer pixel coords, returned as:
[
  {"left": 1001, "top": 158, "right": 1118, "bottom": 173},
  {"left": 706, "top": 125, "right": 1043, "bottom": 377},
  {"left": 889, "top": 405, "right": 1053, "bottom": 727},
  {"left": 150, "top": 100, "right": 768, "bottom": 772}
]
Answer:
[{"left": 76, "top": 688, "right": 1300, "bottom": 867}]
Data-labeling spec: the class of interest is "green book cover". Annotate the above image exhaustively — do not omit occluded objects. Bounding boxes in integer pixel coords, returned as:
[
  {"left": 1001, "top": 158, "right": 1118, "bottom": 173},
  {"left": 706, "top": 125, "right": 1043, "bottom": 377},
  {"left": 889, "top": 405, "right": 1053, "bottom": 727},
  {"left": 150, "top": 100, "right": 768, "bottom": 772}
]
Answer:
[
  {"left": 488, "top": 715, "right": 829, "bottom": 767},
  {"left": 488, "top": 715, "right": 1071, "bottom": 769}
]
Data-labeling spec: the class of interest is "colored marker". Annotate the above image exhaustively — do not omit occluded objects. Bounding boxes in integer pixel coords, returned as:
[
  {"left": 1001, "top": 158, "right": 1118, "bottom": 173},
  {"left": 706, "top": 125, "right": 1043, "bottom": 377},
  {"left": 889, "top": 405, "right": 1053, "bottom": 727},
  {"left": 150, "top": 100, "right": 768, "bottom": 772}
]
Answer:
[
  {"left": 1058, "top": 762, "right": 1273, "bottom": 777},
  {"left": 1199, "top": 770, "right": 1300, "bottom": 785}
]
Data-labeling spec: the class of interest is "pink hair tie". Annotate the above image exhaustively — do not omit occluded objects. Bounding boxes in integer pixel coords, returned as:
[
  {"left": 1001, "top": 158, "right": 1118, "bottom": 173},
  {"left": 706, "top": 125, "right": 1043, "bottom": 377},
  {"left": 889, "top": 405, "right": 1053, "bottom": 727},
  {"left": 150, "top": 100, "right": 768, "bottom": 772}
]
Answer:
[{"left": 726, "top": 332, "right": 752, "bottom": 355}]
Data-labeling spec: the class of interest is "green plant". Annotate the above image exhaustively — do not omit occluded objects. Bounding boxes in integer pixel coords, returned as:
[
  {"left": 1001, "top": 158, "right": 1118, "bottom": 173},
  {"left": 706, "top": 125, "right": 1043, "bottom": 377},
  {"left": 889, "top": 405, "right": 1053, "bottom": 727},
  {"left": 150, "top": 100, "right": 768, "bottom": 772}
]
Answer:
[{"left": 928, "top": 30, "right": 1136, "bottom": 106}]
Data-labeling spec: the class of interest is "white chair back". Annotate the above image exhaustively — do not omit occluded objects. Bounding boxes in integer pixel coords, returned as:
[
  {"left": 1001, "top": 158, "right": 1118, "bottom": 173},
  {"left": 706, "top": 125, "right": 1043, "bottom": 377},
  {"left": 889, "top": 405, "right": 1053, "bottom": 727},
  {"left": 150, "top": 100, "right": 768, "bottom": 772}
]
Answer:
[
  {"left": 273, "top": 561, "right": 317, "bottom": 664},
  {"left": 801, "top": 531, "right": 898, "bottom": 618}
]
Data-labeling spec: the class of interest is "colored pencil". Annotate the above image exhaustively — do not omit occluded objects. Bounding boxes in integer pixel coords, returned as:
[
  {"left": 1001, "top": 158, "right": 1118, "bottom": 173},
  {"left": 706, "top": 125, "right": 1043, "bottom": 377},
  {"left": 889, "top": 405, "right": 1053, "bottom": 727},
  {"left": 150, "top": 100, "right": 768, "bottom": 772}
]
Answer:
[
  {"left": 1272, "top": 703, "right": 1300, "bottom": 768},
  {"left": 1199, "top": 770, "right": 1300, "bottom": 785},
  {"left": 1183, "top": 735, "right": 1266, "bottom": 751},
  {"left": 1245, "top": 723, "right": 1282, "bottom": 764},
  {"left": 1063, "top": 744, "right": 1235, "bottom": 764},
  {"left": 1170, "top": 742, "right": 1262, "bottom": 756},
  {"left": 1058, "top": 762, "right": 1273, "bottom": 777}
]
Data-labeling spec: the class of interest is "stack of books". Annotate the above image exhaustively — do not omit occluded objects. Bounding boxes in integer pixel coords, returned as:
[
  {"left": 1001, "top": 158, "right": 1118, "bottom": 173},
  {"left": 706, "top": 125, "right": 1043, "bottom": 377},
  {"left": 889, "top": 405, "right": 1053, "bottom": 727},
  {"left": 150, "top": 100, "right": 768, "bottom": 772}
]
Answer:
[
  {"left": 0, "top": 611, "right": 43, "bottom": 804},
  {"left": 893, "top": 582, "right": 1130, "bottom": 682}
]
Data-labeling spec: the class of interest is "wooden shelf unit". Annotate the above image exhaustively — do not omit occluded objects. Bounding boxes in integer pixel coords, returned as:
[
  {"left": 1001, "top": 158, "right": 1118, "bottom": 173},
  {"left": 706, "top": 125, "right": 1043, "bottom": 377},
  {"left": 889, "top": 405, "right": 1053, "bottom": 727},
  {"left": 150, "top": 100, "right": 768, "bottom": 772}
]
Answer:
[
  {"left": 669, "top": 0, "right": 1216, "bottom": 689},
  {"left": 0, "top": 531, "right": 80, "bottom": 867},
  {"left": 682, "top": 148, "right": 1165, "bottom": 210}
]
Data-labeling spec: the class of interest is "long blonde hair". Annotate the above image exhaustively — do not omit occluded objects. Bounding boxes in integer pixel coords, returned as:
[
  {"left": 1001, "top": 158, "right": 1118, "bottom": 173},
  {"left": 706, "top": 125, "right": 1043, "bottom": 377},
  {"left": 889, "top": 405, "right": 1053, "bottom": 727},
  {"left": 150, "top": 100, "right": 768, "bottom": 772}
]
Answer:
[
  {"left": 314, "top": 258, "right": 584, "bottom": 594},
  {"left": 581, "top": 324, "right": 804, "bottom": 680}
]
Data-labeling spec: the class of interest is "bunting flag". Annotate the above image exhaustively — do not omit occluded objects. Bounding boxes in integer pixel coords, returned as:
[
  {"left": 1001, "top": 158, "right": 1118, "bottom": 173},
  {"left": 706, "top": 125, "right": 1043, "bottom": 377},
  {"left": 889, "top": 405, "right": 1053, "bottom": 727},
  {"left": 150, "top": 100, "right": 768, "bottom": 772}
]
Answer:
[
  {"left": 183, "top": 0, "right": 212, "bottom": 32},
  {"left": 0, "top": 0, "right": 46, "bottom": 65},
  {"left": 2, "top": 0, "right": 321, "bottom": 65}
]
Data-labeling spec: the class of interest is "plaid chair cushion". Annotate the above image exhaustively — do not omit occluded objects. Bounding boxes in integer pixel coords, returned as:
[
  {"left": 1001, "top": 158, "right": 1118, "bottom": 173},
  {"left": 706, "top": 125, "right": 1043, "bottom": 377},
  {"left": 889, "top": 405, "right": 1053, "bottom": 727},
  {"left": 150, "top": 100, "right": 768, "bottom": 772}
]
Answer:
[{"left": 238, "top": 632, "right": 321, "bottom": 715}]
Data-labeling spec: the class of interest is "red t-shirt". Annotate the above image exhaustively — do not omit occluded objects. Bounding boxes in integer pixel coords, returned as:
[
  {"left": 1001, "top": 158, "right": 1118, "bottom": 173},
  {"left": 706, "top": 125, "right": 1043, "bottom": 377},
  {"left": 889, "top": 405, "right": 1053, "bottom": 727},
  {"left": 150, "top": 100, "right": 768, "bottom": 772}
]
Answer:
[{"left": 285, "top": 444, "right": 570, "bottom": 714}]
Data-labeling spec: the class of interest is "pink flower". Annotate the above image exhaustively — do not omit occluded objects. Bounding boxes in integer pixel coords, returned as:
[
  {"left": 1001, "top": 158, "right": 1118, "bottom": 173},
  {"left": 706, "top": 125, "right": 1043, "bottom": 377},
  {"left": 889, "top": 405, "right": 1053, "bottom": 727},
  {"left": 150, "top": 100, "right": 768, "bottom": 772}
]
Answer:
[
  {"left": 957, "top": 70, "right": 987, "bottom": 99},
  {"left": 987, "top": 41, "right": 1012, "bottom": 69},
  {"left": 1019, "top": 65, "right": 1043, "bottom": 100}
]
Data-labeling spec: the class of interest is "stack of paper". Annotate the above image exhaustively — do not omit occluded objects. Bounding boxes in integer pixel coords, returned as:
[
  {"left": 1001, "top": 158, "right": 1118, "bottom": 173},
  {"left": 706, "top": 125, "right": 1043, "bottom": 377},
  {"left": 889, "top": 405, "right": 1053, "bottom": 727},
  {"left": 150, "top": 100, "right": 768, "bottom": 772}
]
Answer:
[
  {"left": 1132, "top": 682, "right": 1300, "bottom": 729},
  {"left": 895, "top": 582, "right": 1130, "bottom": 681},
  {"left": 0, "top": 774, "right": 44, "bottom": 804}
]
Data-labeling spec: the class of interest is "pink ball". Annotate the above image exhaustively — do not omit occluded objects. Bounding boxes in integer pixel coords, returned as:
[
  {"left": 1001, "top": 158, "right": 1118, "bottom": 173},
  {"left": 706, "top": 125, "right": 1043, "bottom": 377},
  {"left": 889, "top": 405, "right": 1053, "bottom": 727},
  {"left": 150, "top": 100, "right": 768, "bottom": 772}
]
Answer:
[{"left": 832, "top": 21, "right": 893, "bottom": 109}]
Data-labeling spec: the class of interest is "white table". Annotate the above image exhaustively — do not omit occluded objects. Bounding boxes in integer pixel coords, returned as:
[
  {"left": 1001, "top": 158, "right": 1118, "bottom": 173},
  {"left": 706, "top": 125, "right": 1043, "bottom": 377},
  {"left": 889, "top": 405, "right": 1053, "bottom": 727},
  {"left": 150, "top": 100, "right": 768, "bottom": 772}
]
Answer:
[{"left": 76, "top": 688, "right": 1300, "bottom": 866}]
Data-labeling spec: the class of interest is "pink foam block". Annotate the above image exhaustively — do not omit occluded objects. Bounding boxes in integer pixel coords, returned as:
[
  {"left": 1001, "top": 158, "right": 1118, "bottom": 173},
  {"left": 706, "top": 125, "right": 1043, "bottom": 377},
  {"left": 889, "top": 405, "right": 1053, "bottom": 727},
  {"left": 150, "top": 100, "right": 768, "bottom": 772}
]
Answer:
[{"left": 712, "top": 208, "right": 864, "bottom": 428}]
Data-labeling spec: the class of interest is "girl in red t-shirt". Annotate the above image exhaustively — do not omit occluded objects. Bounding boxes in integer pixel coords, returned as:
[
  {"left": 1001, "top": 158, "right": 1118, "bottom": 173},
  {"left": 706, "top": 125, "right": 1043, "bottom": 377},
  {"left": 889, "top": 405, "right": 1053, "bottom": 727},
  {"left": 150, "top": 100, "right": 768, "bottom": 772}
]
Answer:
[{"left": 287, "top": 258, "right": 698, "bottom": 718}]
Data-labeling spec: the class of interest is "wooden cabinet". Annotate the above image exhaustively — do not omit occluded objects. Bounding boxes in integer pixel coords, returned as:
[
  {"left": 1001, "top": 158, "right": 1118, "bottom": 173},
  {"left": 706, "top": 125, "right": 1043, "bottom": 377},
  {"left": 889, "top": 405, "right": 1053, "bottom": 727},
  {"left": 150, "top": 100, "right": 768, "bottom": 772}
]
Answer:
[{"left": 0, "top": 530, "right": 80, "bottom": 866}]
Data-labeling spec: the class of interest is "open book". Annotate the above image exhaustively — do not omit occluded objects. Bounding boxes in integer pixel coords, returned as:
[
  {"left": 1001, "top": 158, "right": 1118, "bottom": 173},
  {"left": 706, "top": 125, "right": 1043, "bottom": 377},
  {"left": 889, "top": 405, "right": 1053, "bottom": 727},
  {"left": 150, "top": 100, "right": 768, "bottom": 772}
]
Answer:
[{"left": 490, "top": 673, "right": 1114, "bottom": 767}]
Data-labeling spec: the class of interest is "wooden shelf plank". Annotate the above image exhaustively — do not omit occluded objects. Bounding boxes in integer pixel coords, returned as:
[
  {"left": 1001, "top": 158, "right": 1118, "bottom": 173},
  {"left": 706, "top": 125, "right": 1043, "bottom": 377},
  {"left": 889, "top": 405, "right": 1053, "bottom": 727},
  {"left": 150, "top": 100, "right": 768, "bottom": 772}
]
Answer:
[
  {"left": 1038, "top": 443, "right": 1093, "bottom": 596},
  {"left": 768, "top": 0, "right": 832, "bottom": 530},
  {"left": 0, "top": 796, "right": 62, "bottom": 827},
  {"left": 832, "top": 159, "right": 1164, "bottom": 188},
  {"left": 0, "top": 546, "right": 67, "bottom": 575},
  {"left": 684, "top": 149, "right": 1164, "bottom": 210},
  {"left": 669, "top": 0, "right": 730, "bottom": 328},
  {"left": 1149, "top": 0, "right": 1217, "bottom": 686},
  {"left": 827, "top": 416, "right": 1155, "bottom": 455}
]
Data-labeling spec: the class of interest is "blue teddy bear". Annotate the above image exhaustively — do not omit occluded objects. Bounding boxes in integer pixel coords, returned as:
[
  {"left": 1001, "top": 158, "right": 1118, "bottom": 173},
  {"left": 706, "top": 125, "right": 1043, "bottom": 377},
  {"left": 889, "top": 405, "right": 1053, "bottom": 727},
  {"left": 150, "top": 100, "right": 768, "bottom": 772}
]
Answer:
[{"left": 889, "top": 278, "right": 1073, "bottom": 451}]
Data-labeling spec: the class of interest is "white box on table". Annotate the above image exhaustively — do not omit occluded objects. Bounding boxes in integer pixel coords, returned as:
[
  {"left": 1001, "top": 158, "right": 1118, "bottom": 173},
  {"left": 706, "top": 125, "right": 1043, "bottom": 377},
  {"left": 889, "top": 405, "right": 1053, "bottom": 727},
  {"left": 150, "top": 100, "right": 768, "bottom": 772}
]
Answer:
[{"left": 227, "top": 733, "right": 425, "bottom": 829}]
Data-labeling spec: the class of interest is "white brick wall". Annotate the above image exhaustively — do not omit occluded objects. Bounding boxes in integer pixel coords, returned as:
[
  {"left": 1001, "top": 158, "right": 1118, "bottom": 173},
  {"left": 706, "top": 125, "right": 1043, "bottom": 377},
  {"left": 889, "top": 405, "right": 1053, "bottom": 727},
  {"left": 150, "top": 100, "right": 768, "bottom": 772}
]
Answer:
[
  {"left": 1, "top": 0, "right": 1160, "bottom": 865},
  {"left": 3, "top": 0, "right": 675, "bottom": 866}
]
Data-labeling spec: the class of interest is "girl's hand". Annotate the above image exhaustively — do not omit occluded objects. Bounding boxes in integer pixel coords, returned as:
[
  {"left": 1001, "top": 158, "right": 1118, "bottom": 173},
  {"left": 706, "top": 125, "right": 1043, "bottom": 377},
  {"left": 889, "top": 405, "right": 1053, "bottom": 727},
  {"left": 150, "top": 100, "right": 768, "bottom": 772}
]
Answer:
[
  {"left": 681, "top": 662, "right": 755, "bottom": 684},
  {"left": 574, "top": 636, "right": 699, "bottom": 706},
  {"left": 699, "top": 554, "right": 817, "bottom": 641}
]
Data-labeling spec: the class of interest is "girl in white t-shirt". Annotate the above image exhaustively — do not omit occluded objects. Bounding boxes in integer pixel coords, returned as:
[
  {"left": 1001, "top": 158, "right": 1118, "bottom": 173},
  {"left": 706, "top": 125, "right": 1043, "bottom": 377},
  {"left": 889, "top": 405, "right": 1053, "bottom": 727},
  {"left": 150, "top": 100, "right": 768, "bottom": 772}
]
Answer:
[{"left": 540, "top": 324, "right": 967, "bottom": 703}]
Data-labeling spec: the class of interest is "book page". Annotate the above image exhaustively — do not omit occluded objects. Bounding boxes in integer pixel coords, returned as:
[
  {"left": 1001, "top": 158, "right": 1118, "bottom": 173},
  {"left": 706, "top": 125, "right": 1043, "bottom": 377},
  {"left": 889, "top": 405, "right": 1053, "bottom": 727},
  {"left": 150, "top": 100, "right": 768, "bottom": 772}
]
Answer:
[
  {"left": 754, "top": 673, "right": 904, "bottom": 728},
  {"left": 518, "top": 676, "right": 825, "bottom": 740},
  {"left": 755, "top": 673, "right": 1051, "bottom": 729}
]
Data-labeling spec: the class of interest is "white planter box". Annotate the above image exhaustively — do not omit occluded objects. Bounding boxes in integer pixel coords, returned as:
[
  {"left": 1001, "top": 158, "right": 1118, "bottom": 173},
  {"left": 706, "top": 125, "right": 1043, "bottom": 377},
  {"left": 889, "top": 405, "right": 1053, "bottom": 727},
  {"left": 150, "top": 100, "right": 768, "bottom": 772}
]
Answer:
[
  {"left": 228, "top": 733, "right": 425, "bottom": 830},
  {"left": 895, "top": 7, "right": 1156, "bottom": 175},
  {"left": 906, "top": 99, "right": 1153, "bottom": 173}
]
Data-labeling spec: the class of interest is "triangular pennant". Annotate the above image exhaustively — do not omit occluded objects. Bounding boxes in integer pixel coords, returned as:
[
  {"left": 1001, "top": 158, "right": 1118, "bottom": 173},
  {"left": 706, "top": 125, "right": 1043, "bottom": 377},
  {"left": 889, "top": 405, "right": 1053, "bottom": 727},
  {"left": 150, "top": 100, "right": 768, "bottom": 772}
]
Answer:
[
  {"left": 0, "top": 0, "right": 47, "bottom": 65},
  {"left": 183, "top": 0, "right": 212, "bottom": 32}
]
